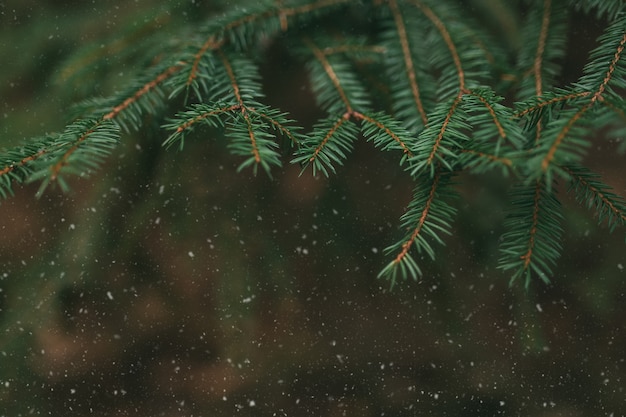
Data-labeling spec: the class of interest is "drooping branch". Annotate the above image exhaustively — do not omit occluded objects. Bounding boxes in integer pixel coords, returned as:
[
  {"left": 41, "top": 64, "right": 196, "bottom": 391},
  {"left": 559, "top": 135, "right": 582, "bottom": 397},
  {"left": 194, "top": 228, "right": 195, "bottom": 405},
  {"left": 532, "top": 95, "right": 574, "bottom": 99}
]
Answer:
[
  {"left": 426, "top": 94, "right": 463, "bottom": 166},
  {"left": 520, "top": 179, "right": 542, "bottom": 269},
  {"left": 387, "top": 0, "right": 428, "bottom": 125},
  {"left": 410, "top": 0, "right": 466, "bottom": 92},
  {"left": 305, "top": 38, "right": 354, "bottom": 113},
  {"left": 592, "top": 31, "right": 626, "bottom": 101},
  {"left": 352, "top": 111, "right": 414, "bottom": 157},
  {"left": 394, "top": 170, "right": 441, "bottom": 266},
  {"left": 540, "top": 102, "right": 592, "bottom": 171}
]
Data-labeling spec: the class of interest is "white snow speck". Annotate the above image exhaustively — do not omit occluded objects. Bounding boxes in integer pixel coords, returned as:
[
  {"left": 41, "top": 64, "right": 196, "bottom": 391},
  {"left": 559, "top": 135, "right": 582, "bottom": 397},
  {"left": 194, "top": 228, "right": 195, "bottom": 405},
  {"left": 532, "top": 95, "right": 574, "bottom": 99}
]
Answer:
[
  {"left": 188, "top": 251, "right": 195, "bottom": 258},
  {"left": 106, "top": 291, "right": 114, "bottom": 300},
  {"left": 618, "top": 263, "right": 623, "bottom": 271},
  {"left": 159, "top": 185, "right": 165, "bottom": 195},
  {"left": 248, "top": 400, "right": 256, "bottom": 407},
  {"left": 536, "top": 303, "right": 543, "bottom": 312}
]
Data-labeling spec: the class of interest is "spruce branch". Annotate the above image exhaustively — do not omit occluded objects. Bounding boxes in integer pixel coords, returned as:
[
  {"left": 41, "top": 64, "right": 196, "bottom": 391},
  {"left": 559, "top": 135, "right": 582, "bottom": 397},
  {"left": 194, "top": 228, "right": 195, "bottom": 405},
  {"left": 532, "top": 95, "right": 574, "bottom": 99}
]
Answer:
[
  {"left": 532, "top": 104, "right": 594, "bottom": 183},
  {"left": 378, "top": 170, "right": 457, "bottom": 287},
  {"left": 353, "top": 111, "right": 415, "bottom": 159},
  {"left": 292, "top": 115, "right": 359, "bottom": 176},
  {"left": 516, "top": 0, "right": 568, "bottom": 101},
  {"left": 2, "top": 0, "right": 625, "bottom": 288},
  {"left": 407, "top": 94, "right": 468, "bottom": 177},
  {"left": 498, "top": 178, "right": 564, "bottom": 287},
  {"left": 164, "top": 101, "right": 302, "bottom": 172},
  {"left": 513, "top": 89, "right": 591, "bottom": 126},
  {"left": 462, "top": 89, "right": 525, "bottom": 154},
  {"left": 0, "top": 139, "right": 58, "bottom": 198},
  {"left": 383, "top": 0, "right": 432, "bottom": 129},
  {"left": 578, "top": 14, "right": 626, "bottom": 95},
  {"left": 27, "top": 119, "right": 120, "bottom": 197},
  {"left": 563, "top": 165, "right": 626, "bottom": 233},
  {"left": 569, "top": 0, "right": 626, "bottom": 20},
  {"left": 304, "top": 37, "right": 372, "bottom": 114},
  {"left": 408, "top": 0, "right": 467, "bottom": 93},
  {"left": 69, "top": 60, "right": 184, "bottom": 131},
  {"left": 171, "top": 41, "right": 221, "bottom": 102},
  {"left": 166, "top": 49, "right": 299, "bottom": 174},
  {"left": 177, "top": 0, "right": 353, "bottom": 100}
]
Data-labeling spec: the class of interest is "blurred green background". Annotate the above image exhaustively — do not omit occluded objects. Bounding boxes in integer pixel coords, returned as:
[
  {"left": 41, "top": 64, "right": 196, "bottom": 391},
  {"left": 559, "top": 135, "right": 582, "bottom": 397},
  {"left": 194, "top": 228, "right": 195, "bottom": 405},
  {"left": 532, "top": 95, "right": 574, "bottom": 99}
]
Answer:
[{"left": 1, "top": 1, "right": 625, "bottom": 416}]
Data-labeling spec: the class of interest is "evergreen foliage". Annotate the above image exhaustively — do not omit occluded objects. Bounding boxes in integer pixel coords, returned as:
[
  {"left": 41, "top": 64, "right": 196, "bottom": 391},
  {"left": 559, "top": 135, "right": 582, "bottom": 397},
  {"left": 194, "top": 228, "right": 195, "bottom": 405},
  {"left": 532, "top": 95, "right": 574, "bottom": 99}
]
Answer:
[{"left": 1, "top": 0, "right": 625, "bottom": 288}]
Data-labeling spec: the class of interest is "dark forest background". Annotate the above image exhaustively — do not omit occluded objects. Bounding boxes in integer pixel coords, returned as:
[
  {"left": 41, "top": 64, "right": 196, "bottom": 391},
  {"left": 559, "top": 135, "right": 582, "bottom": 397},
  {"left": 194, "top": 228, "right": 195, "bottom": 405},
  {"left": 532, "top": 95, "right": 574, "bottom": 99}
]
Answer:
[{"left": 0, "top": 1, "right": 624, "bottom": 416}]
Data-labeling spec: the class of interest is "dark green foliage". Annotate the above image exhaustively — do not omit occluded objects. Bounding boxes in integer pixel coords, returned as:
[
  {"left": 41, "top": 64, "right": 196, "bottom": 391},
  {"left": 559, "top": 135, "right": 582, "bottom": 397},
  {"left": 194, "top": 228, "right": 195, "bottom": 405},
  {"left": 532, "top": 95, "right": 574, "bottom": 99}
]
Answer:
[
  {"left": 571, "top": 0, "right": 625, "bottom": 19},
  {"left": 1, "top": 0, "right": 625, "bottom": 287},
  {"left": 565, "top": 165, "right": 626, "bottom": 233},
  {"left": 293, "top": 116, "right": 361, "bottom": 176},
  {"left": 498, "top": 179, "right": 564, "bottom": 286},
  {"left": 378, "top": 171, "right": 458, "bottom": 286}
]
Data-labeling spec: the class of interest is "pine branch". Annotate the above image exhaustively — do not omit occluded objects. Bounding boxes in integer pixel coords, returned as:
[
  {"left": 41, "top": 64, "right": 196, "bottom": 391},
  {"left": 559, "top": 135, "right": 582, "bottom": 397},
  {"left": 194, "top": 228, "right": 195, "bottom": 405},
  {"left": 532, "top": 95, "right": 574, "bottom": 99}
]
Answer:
[
  {"left": 513, "top": 89, "right": 591, "bottom": 129},
  {"left": 292, "top": 115, "right": 359, "bottom": 176},
  {"left": 2, "top": 0, "right": 625, "bottom": 288},
  {"left": 163, "top": 103, "right": 235, "bottom": 150},
  {"left": 164, "top": 102, "right": 302, "bottom": 173},
  {"left": 176, "top": 0, "right": 353, "bottom": 100},
  {"left": 378, "top": 170, "right": 457, "bottom": 287},
  {"left": 69, "top": 61, "right": 184, "bottom": 131},
  {"left": 353, "top": 111, "right": 415, "bottom": 159},
  {"left": 407, "top": 94, "right": 468, "bottom": 176},
  {"left": 27, "top": 119, "right": 120, "bottom": 197},
  {"left": 0, "top": 138, "right": 59, "bottom": 198},
  {"left": 516, "top": 0, "right": 568, "bottom": 101},
  {"left": 382, "top": 0, "right": 433, "bottom": 129},
  {"left": 498, "top": 178, "right": 564, "bottom": 287},
  {"left": 578, "top": 14, "right": 626, "bottom": 95},
  {"left": 461, "top": 89, "right": 525, "bottom": 157},
  {"left": 530, "top": 104, "right": 594, "bottom": 183},
  {"left": 304, "top": 37, "right": 372, "bottom": 114},
  {"left": 515, "top": 14, "right": 626, "bottom": 183},
  {"left": 563, "top": 165, "right": 626, "bottom": 232},
  {"left": 409, "top": 0, "right": 467, "bottom": 94},
  {"left": 170, "top": 41, "right": 221, "bottom": 102},
  {"left": 569, "top": 0, "right": 626, "bottom": 20}
]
